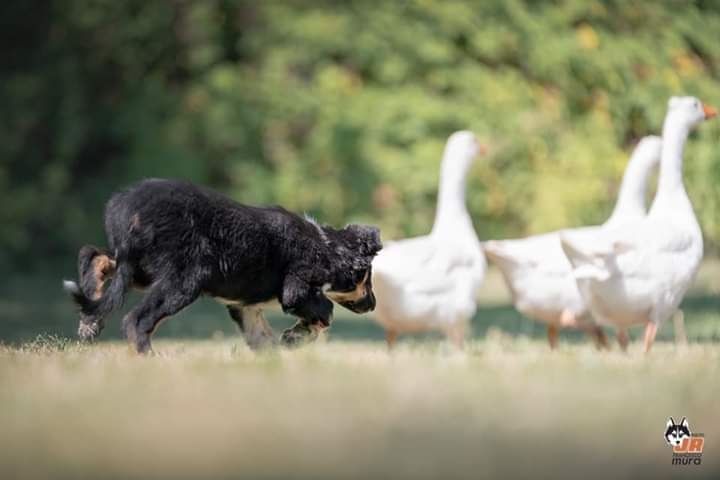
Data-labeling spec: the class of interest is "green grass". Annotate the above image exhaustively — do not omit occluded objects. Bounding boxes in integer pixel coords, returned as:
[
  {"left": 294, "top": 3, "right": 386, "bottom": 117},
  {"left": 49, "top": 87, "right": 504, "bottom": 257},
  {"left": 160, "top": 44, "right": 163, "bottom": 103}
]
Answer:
[{"left": 1, "top": 261, "right": 719, "bottom": 479}]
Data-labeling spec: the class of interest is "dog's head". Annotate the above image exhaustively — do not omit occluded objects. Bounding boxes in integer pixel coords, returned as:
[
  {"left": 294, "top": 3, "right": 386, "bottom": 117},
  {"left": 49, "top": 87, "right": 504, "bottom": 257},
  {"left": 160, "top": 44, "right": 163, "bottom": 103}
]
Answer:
[
  {"left": 321, "top": 224, "right": 382, "bottom": 314},
  {"left": 665, "top": 417, "right": 691, "bottom": 447}
]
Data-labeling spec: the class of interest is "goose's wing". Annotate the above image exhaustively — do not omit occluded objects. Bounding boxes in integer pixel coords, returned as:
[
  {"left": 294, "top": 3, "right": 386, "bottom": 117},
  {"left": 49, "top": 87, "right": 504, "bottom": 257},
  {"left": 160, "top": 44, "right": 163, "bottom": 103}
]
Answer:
[
  {"left": 484, "top": 236, "right": 551, "bottom": 270},
  {"left": 610, "top": 226, "right": 701, "bottom": 283},
  {"left": 613, "top": 226, "right": 695, "bottom": 256},
  {"left": 560, "top": 228, "right": 618, "bottom": 281},
  {"left": 372, "top": 235, "right": 436, "bottom": 285},
  {"left": 373, "top": 236, "right": 486, "bottom": 328},
  {"left": 405, "top": 246, "right": 481, "bottom": 295},
  {"left": 564, "top": 223, "right": 702, "bottom": 323},
  {"left": 486, "top": 227, "right": 600, "bottom": 277},
  {"left": 373, "top": 236, "right": 481, "bottom": 295},
  {"left": 560, "top": 222, "right": 692, "bottom": 282}
]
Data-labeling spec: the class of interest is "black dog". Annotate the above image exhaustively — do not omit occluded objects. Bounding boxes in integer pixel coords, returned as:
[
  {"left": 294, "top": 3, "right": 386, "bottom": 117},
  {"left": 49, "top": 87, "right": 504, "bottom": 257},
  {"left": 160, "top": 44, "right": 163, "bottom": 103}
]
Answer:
[{"left": 64, "top": 178, "right": 382, "bottom": 353}]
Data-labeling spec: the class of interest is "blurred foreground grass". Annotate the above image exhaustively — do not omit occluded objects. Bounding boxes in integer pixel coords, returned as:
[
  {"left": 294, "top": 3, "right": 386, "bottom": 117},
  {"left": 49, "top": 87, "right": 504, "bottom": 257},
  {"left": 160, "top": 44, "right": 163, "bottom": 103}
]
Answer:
[{"left": 1, "top": 338, "right": 718, "bottom": 479}]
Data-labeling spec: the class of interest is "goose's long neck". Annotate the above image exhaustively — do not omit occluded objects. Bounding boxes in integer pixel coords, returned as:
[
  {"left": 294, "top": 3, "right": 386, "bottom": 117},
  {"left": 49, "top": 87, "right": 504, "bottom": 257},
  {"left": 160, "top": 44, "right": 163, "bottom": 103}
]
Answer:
[
  {"left": 431, "top": 153, "right": 472, "bottom": 237},
  {"left": 606, "top": 149, "right": 654, "bottom": 225},
  {"left": 650, "top": 117, "right": 691, "bottom": 215}
]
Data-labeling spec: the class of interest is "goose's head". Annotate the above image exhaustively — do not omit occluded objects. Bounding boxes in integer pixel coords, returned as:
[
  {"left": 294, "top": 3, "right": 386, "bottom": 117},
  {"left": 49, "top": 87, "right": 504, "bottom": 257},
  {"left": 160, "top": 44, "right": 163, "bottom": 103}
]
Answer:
[
  {"left": 667, "top": 96, "right": 717, "bottom": 129},
  {"left": 442, "top": 130, "right": 486, "bottom": 176}
]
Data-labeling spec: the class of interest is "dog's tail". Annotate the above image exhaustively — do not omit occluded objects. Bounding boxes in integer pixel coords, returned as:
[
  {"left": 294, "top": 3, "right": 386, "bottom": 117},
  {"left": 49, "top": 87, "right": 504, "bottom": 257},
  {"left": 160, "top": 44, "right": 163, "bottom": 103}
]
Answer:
[
  {"left": 74, "top": 245, "right": 114, "bottom": 300},
  {"left": 63, "top": 246, "right": 133, "bottom": 340}
]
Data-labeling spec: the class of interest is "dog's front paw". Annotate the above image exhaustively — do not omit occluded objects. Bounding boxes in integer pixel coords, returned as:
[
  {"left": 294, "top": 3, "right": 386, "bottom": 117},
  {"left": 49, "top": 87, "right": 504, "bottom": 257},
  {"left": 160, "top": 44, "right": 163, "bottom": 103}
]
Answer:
[
  {"left": 280, "top": 323, "right": 312, "bottom": 348},
  {"left": 280, "top": 321, "right": 327, "bottom": 348}
]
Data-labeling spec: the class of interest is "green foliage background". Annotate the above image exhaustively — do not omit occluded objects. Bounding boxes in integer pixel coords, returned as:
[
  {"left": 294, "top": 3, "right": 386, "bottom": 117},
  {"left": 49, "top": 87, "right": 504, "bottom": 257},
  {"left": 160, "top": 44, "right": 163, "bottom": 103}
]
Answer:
[{"left": 2, "top": 0, "right": 719, "bottom": 271}]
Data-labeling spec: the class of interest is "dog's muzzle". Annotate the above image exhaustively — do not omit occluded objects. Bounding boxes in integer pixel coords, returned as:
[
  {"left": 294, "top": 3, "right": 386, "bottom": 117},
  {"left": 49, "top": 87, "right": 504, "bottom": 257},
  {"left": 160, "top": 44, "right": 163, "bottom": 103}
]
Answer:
[{"left": 339, "top": 290, "right": 376, "bottom": 313}]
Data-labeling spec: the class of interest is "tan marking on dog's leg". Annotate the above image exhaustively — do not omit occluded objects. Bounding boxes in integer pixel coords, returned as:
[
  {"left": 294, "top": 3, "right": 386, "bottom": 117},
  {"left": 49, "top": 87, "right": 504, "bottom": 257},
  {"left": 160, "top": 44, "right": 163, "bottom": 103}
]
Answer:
[
  {"left": 617, "top": 328, "right": 630, "bottom": 352},
  {"left": 673, "top": 310, "right": 688, "bottom": 347},
  {"left": 242, "top": 307, "right": 276, "bottom": 350},
  {"left": 643, "top": 321, "right": 658, "bottom": 354},
  {"left": 547, "top": 325, "right": 559, "bottom": 350}
]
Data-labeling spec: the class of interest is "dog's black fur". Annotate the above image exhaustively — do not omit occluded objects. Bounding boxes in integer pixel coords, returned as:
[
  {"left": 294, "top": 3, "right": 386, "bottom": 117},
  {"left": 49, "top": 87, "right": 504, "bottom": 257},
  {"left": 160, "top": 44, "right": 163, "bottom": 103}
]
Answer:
[{"left": 64, "top": 178, "right": 382, "bottom": 353}]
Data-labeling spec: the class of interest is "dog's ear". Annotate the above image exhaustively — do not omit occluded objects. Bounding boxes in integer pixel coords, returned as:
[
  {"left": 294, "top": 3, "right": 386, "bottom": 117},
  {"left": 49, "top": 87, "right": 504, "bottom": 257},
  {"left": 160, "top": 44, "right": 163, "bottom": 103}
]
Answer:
[
  {"left": 680, "top": 417, "right": 688, "bottom": 428},
  {"left": 667, "top": 417, "right": 675, "bottom": 428},
  {"left": 344, "top": 224, "right": 382, "bottom": 256}
]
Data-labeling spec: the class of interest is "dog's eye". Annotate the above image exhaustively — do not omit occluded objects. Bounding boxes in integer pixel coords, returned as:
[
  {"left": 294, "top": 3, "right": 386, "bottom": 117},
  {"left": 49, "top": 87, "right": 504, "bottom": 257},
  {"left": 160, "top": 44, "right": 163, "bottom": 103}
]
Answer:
[{"left": 333, "top": 278, "right": 355, "bottom": 293}]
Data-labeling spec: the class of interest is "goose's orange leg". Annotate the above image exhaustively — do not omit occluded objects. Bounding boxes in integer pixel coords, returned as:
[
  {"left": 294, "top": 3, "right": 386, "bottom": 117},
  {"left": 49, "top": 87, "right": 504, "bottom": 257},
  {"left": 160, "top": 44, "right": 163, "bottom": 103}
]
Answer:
[
  {"left": 617, "top": 328, "right": 630, "bottom": 352},
  {"left": 447, "top": 325, "right": 466, "bottom": 350},
  {"left": 643, "top": 321, "right": 659, "bottom": 354},
  {"left": 585, "top": 325, "right": 609, "bottom": 350},
  {"left": 547, "top": 325, "right": 559, "bottom": 350},
  {"left": 385, "top": 330, "right": 398, "bottom": 350}
]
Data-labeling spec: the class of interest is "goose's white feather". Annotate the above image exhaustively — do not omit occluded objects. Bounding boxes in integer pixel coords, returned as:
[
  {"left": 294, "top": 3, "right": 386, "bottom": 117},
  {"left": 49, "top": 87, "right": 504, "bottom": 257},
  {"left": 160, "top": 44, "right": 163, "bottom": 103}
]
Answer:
[
  {"left": 484, "top": 136, "right": 662, "bottom": 327},
  {"left": 372, "top": 131, "right": 486, "bottom": 335},
  {"left": 561, "top": 97, "right": 708, "bottom": 329}
]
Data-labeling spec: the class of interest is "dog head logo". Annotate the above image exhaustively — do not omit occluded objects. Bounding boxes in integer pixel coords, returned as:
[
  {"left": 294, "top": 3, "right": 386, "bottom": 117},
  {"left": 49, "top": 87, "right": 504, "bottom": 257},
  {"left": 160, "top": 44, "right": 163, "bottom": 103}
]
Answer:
[
  {"left": 665, "top": 417, "right": 705, "bottom": 464},
  {"left": 665, "top": 417, "right": 691, "bottom": 447}
]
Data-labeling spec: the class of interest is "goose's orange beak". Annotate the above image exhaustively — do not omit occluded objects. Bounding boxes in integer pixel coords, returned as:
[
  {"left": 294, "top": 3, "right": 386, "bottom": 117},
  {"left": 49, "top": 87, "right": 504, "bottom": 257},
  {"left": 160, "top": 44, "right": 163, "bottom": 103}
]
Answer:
[{"left": 703, "top": 104, "right": 717, "bottom": 119}]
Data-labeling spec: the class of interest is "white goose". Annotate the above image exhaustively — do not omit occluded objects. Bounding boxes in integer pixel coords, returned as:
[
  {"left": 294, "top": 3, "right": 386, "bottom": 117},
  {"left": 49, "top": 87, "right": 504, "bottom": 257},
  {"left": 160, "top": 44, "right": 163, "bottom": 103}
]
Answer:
[
  {"left": 372, "top": 131, "right": 486, "bottom": 348},
  {"left": 483, "top": 136, "right": 662, "bottom": 349},
  {"left": 561, "top": 97, "right": 716, "bottom": 352}
]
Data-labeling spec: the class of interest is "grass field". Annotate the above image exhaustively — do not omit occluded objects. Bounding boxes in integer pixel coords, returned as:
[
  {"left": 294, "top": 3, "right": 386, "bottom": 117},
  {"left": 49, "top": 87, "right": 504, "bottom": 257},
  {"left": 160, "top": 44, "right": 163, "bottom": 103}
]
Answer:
[
  {"left": 1, "top": 262, "right": 719, "bottom": 479},
  {"left": 1, "top": 339, "right": 718, "bottom": 479}
]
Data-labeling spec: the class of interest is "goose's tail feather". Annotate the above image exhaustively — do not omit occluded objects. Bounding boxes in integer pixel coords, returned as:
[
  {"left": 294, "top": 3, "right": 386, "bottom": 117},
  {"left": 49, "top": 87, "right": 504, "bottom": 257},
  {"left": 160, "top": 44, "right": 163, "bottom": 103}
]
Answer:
[{"left": 559, "top": 234, "right": 612, "bottom": 282}]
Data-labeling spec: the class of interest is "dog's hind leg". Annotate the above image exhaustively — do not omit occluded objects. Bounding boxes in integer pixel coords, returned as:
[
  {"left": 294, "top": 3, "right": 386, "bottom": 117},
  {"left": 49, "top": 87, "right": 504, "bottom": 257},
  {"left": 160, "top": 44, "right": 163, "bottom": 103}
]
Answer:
[
  {"left": 74, "top": 245, "right": 116, "bottom": 339},
  {"left": 122, "top": 281, "right": 199, "bottom": 354},
  {"left": 227, "top": 305, "right": 245, "bottom": 332}
]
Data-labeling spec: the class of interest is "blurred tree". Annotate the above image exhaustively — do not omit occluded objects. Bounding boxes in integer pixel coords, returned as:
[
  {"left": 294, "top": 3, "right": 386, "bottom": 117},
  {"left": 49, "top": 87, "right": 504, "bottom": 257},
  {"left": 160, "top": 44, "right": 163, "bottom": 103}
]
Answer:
[{"left": 0, "top": 0, "right": 718, "bottom": 271}]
